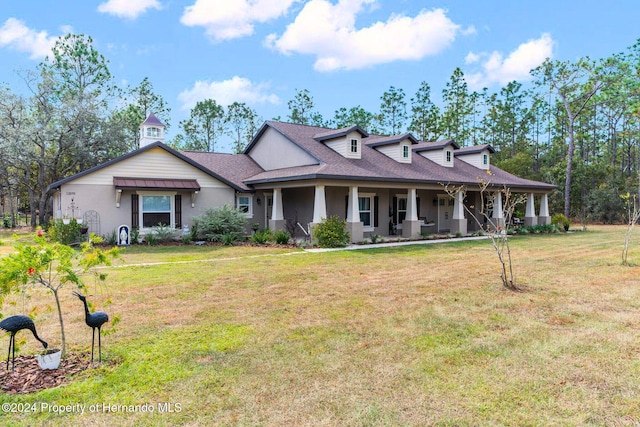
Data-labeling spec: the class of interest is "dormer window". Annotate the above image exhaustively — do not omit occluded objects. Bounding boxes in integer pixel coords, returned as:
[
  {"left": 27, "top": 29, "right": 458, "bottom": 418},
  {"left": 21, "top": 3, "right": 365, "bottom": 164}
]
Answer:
[
  {"left": 483, "top": 154, "right": 488, "bottom": 165},
  {"left": 446, "top": 150, "right": 452, "bottom": 163},
  {"left": 403, "top": 145, "right": 409, "bottom": 159},
  {"left": 350, "top": 139, "right": 359, "bottom": 154}
]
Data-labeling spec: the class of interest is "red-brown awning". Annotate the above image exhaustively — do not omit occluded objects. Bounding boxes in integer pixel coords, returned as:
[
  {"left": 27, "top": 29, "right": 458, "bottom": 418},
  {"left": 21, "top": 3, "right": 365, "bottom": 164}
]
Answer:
[{"left": 113, "top": 177, "right": 200, "bottom": 191}]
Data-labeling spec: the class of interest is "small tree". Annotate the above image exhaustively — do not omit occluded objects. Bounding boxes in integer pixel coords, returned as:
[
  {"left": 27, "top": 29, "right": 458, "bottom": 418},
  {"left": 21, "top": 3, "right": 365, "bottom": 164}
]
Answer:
[
  {"left": 443, "top": 180, "right": 526, "bottom": 291},
  {"left": 621, "top": 193, "right": 640, "bottom": 266},
  {"left": 0, "top": 230, "right": 119, "bottom": 357}
]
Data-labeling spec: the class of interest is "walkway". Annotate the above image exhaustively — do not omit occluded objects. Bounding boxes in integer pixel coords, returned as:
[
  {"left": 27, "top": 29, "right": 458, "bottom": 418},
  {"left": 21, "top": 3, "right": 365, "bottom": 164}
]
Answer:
[{"left": 305, "top": 235, "right": 490, "bottom": 252}]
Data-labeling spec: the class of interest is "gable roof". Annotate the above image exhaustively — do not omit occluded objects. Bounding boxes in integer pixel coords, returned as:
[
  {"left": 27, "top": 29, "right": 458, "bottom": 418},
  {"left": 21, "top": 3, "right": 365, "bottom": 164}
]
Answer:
[
  {"left": 455, "top": 144, "right": 496, "bottom": 155},
  {"left": 412, "top": 139, "right": 460, "bottom": 152},
  {"left": 313, "top": 125, "right": 369, "bottom": 142},
  {"left": 365, "top": 133, "right": 419, "bottom": 147},
  {"left": 47, "top": 141, "right": 250, "bottom": 193},
  {"left": 243, "top": 122, "right": 555, "bottom": 191}
]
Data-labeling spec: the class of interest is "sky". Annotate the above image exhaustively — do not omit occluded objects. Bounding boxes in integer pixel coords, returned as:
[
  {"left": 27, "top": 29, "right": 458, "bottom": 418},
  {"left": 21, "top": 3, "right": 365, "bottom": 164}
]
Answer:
[{"left": 1, "top": 0, "right": 639, "bottom": 151}]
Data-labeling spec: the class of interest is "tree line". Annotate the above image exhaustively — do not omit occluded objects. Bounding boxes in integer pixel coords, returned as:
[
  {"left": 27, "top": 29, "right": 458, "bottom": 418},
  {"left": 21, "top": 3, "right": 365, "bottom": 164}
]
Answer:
[{"left": 1, "top": 33, "right": 639, "bottom": 227}]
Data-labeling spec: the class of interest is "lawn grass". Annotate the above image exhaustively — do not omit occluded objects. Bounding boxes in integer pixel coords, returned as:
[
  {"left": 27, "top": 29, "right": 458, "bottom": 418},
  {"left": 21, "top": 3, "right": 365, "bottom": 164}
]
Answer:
[{"left": 1, "top": 225, "right": 640, "bottom": 425}]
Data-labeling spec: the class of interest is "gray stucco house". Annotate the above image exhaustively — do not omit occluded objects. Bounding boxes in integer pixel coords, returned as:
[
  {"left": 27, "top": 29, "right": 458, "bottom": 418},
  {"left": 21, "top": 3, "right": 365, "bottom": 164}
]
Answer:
[{"left": 48, "top": 114, "right": 556, "bottom": 242}]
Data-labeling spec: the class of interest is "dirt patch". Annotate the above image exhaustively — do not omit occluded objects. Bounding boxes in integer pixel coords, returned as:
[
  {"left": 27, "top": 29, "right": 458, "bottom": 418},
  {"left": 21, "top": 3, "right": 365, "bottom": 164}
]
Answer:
[{"left": 0, "top": 352, "right": 90, "bottom": 394}]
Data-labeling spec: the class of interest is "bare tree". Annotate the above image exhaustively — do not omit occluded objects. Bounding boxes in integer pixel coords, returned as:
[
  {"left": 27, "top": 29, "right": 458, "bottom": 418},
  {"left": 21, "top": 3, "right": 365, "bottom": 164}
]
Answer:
[
  {"left": 621, "top": 193, "right": 640, "bottom": 266},
  {"left": 444, "top": 180, "right": 526, "bottom": 291}
]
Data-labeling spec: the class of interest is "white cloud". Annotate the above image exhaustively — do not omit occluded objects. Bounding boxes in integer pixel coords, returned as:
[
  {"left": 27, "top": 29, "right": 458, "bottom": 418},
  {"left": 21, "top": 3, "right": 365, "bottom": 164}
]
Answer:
[
  {"left": 0, "top": 18, "right": 59, "bottom": 59},
  {"left": 181, "top": 0, "right": 297, "bottom": 42},
  {"left": 466, "top": 33, "right": 554, "bottom": 89},
  {"left": 266, "top": 0, "right": 462, "bottom": 72},
  {"left": 97, "top": 0, "right": 162, "bottom": 19},
  {"left": 178, "top": 76, "right": 280, "bottom": 110}
]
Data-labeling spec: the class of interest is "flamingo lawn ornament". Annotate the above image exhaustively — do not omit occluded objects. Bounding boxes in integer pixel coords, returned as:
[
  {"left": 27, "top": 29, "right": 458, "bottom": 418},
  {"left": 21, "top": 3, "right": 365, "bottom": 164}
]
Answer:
[
  {"left": 72, "top": 291, "right": 109, "bottom": 363},
  {"left": 0, "top": 315, "right": 48, "bottom": 370}
]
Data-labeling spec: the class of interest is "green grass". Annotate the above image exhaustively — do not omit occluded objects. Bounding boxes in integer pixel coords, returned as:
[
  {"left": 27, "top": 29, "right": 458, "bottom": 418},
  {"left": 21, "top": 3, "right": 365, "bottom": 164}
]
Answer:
[{"left": 1, "top": 225, "right": 640, "bottom": 425}]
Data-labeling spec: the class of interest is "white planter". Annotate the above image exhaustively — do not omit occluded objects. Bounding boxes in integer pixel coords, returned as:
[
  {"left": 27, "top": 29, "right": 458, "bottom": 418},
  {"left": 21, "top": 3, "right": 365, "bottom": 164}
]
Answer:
[{"left": 37, "top": 349, "right": 62, "bottom": 370}]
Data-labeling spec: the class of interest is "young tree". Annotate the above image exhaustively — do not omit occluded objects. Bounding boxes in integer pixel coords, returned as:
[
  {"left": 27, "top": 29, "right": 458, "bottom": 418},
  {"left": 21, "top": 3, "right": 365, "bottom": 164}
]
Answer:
[
  {"left": 443, "top": 181, "right": 526, "bottom": 291},
  {"left": 621, "top": 193, "right": 640, "bottom": 266},
  {"left": 379, "top": 86, "right": 407, "bottom": 135}
]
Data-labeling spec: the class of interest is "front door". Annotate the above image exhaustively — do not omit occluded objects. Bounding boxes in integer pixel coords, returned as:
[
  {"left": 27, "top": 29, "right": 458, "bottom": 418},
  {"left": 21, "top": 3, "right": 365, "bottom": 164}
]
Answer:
[{"left": 438, "top": 195, "right": 454, "bottom": 232}]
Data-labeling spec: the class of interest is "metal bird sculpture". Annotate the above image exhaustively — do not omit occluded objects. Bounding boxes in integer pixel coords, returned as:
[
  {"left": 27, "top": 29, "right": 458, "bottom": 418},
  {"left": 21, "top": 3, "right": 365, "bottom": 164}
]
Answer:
[
  {"left": 72, "top": 291, "right": 109, "bottom": 363},
  {"left": 0, "top": 315, "right": 48, "bottom": 370}
]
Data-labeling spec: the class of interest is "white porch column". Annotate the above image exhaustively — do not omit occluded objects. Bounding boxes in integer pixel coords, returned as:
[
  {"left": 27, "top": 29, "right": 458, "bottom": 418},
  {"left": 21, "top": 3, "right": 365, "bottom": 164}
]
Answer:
[
  {"left": 539, "top": 193, "right": 551, "bottom": 225},
  {"left": 403, "top": 188, "right": 420, "bottom": 238},
  {"left": 346, "top": 186, "right": 363, "bottom": 242},
  {"left": 451, "top": 190, "right": 467, "bottom": 235},
  {"left": 492, "top": 191, "right": 505, "bottom": 229},
  {"left": 524, "top": 192, "right": 537, "bottom": 226},
  {"left": 269, "top": 188, "right": 285, "bottom": 231},
  {"left": 312, "top": 185, "right": 327, "bottom": 224}
]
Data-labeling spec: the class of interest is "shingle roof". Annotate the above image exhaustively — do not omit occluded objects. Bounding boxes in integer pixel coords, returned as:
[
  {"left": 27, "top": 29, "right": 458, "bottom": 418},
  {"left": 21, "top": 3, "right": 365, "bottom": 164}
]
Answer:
[
  {"left": 142, "top": 113, "right": 165, "bottom": 127},
  {"left": 244, "top": 121, "right": 555, "bottom": 191},
  {"left": 412, "top": 139, "right": 459, "bottom": 152},
  {"left": 455, "top": 144, "right": 495, "bottom": 155},
  {"left": 179, "top": 151, "right": 263, "bottom": 192}
]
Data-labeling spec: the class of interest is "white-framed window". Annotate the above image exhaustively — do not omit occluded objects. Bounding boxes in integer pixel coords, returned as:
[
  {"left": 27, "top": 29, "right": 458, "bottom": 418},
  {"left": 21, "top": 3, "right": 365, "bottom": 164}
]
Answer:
[
  {"left": 402, "top": 145, "right": 409, "bottom": 158},
  {"left": 483, "top": 154, "right": 488, "bottom": 165},
  {"left": 146, "top": 127, "right": 161, "bottom": 138},
  {"left": 358, "top": 193, "right": 375, "bottom": 231},
  {"left": 140, "top": 193, "right": 174, "bottom": 228},
  {"left": 237, "top": 194, "right": 253, "bottom": 218},
  {"left": 350, "top": 138, "right": 359, "bottom": 154},
  {"left": 446, "top": 150, "right": 452, "bottom": 163}
]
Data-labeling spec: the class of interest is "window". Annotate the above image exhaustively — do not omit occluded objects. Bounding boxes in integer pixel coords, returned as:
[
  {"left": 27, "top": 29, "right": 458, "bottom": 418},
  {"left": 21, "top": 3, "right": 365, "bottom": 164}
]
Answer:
[
  {"left": 141, "top": 195, "right": 172, "bottom": 228},
  {"left": 358, "top": 195, "right": 374, "bottom": 229},
  {"left": 402, "top": 145, "right": 409, "bottom": 158},
  {"left": 446, "top": 150, "right": 452, "bottom": 162},
  {"left": 237, "top": 194, "right": 252, "bottom": 217},
  {"left": 397, "top": 197, "right": 407, "bottom": 224},
  {"left": 483, "top": 154, "right": 488, "bottom": 165},
  {"left": 350, "top": 139, "right": 359, "bottom": 153},
  {"left": 146, "top": 127, "right": 161, "bottom": 138}
]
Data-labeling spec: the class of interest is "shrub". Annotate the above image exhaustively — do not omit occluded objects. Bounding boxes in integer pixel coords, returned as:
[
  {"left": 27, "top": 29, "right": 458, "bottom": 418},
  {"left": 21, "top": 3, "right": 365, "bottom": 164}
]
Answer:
[
  {"left": 312, "top": 216, "right": 350, "bottom": 248},
  {"left": 274, "top": 230, "right": 291, "bottom": 245},
  {"left": 551, "top": 213, "right": 570, "bottom": 231},
  {"left": 130, "top": 227, "right": 140, "bottom": 244},
  {"left": 150, "top": 223, "right": 177, "bottom": 243},
  {"left": 193, "top": 205, "right": 246, "bottom": 243},
  {"left": 48, "top": 219, "right": 82, "bottom": 245},
  {"left": 250, "top": 228, "right": 273, "bottom": 244}
]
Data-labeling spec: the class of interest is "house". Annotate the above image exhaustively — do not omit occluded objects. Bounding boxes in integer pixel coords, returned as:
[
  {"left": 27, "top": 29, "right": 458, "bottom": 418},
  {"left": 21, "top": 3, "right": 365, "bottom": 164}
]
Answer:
[{"left": 47, "top": 115, "right": 556, "bottom": 242}]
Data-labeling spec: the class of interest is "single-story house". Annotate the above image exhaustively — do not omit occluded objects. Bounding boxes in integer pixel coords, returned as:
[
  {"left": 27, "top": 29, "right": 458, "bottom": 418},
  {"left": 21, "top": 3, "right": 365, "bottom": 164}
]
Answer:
[{"left": 47, "top": 114, "right": 556, "bottom": 242}]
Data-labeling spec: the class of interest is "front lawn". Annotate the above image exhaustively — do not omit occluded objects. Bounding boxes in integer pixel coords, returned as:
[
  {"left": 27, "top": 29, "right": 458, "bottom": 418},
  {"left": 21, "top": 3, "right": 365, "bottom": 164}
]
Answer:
[{"left": 1, "top": 225, "right": 639, "bottom": 425}]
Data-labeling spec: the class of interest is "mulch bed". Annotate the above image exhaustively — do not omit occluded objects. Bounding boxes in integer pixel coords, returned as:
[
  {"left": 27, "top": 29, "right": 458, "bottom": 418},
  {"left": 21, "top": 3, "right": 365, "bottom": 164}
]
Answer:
[{"left": 0, "top": 352, "right": 90, "bottom": 394}]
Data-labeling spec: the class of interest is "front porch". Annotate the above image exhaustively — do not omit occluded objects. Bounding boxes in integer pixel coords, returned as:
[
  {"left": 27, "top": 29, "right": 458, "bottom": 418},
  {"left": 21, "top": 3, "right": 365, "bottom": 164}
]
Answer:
[{"left": 261, "top": 184, "right": 552, "bottom": 243}]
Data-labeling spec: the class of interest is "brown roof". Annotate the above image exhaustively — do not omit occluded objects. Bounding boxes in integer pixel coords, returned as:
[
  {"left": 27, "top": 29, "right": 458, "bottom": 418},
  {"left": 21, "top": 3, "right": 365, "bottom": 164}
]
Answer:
[
  {"left": 113, "top": 177, "right": 200, "bottom": 190},
  {"left": 180, "top": 151, "right": 263, "bottom": 192},
  {"left": 243, "top": 121, "right": 555, "bottom": 191}
]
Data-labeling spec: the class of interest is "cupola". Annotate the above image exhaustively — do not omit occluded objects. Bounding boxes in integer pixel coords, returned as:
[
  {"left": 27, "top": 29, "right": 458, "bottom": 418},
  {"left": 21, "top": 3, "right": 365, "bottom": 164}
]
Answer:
[{"left": 139, "top": 113, "right": 166, "bottom": 148}]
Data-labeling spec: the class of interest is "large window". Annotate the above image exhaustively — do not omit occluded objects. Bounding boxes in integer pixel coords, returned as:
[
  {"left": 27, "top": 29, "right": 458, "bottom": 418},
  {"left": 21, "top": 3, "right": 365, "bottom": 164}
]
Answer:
[{"left": 142, "top": 195, "right": 172, "bottom": 227}]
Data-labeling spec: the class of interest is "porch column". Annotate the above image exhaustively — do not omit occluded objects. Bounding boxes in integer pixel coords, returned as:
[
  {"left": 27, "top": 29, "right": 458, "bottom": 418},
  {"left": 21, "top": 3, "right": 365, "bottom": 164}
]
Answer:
[
  {"left": 346, "top": 186, "right": 363, "bottom": 243},
  {"left": 312, "top": 185, "right": 327, "bottom": 224},
  {"left": 269, "top": 187, "right": 286, "bottom": 231},
  {"left": 492, "top": 191, "right": 505, "bottom": 229},
  {"left": 403, "top": 188, "right": 420, "bottom": 238},
  {"left": 524, "top": 192, "right": 538, "bottom": 226},
  {"left": 451, "top": 190, "right": 467, "bottom": 235},
  {"left": 539, "top": 193, "right": 551, "bottom": 225}
]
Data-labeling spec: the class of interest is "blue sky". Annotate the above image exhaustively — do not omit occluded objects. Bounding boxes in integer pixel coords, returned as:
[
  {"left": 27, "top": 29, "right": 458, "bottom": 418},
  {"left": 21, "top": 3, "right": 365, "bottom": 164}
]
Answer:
[{"left": 1, "top": 0, "right": 639, "bottom": 149}]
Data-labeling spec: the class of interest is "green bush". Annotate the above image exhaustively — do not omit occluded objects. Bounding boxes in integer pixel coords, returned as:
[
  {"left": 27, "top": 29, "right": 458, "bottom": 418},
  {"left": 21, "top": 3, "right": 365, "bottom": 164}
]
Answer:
[
  {"left": 192, "top": 205, "right": 246, "bottom": 243},
  {"left": 250, "top": 228, "right": 273, "bottom": 244},
  {"left": 274, "top": 230, "right": 291, "bottom": 245},
  {"left": 150, "top": 223, "right": 177, "bottom": 243},
  {"left": 48, "top": 219, "right": 82, "bottom": 245},
  {"left": 551, "top": 213, "right": 570, "bottom": 231},
  {"left": 312, "top": 216, "right": 350, "bottom": 248}
]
